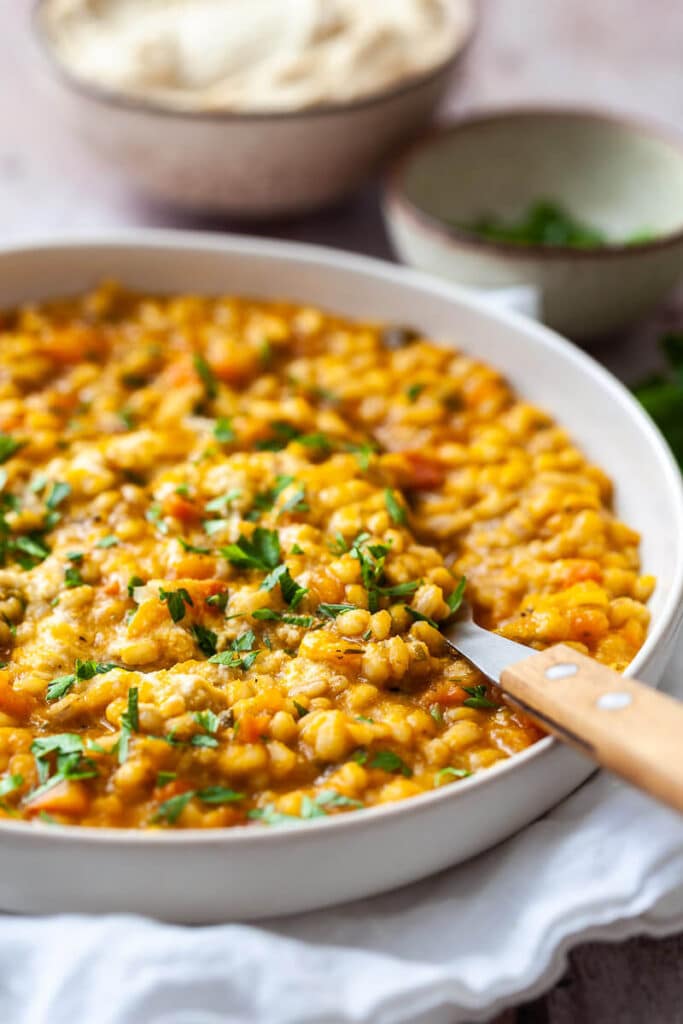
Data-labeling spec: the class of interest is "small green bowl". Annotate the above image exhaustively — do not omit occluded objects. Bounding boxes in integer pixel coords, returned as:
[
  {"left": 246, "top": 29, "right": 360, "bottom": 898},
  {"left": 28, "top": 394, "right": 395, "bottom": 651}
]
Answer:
[{"left": 383, "top": 108, "right": 683, "bottom": 339}]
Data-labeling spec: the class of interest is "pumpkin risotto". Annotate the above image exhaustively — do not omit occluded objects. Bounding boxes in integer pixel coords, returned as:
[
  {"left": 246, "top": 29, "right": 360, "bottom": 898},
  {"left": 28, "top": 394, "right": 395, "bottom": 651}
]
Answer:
[{"left": 0, "top": 285, "right": 653, "bottom": 829}]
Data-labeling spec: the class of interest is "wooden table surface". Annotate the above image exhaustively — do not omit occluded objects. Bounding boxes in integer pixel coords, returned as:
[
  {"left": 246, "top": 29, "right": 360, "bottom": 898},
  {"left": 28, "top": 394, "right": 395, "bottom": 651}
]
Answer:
[{"left": 2, "top": 1, "right": 683, "bottom": 1021}]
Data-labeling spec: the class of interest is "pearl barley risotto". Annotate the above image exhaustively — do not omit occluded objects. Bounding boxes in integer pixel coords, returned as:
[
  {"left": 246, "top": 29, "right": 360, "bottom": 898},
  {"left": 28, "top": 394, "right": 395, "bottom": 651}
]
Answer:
[{"left": 0, "top": 286, "right": 653, "bottom": 829}]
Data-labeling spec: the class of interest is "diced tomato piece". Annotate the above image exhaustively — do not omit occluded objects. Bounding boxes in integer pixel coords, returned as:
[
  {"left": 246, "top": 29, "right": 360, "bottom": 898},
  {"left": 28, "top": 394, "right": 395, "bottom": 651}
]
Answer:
[
  {"left": 25, "top": 780, "right": 89, "bottom": 816},
  {"left": 163, "top": 493, "right": 200, "bottom": 523},
  {"left": 402, "top": 452, "right": 446, "bottom": 490}
]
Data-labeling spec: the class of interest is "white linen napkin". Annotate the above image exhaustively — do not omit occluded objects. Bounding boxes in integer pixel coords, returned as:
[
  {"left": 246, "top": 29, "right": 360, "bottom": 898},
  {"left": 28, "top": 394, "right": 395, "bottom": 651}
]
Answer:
[
  {"left": 3, "top": 638, "right": 683, "bottom": 1024},
  {"left": 4, "top": 283, "right": 682, "bottom": 1024}
]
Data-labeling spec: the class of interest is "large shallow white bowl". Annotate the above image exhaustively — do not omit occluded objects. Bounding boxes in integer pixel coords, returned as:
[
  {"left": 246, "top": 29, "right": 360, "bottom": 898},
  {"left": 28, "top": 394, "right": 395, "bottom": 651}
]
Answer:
[{"left": 0, "top": 232, "right": 681, "bottom": 923}]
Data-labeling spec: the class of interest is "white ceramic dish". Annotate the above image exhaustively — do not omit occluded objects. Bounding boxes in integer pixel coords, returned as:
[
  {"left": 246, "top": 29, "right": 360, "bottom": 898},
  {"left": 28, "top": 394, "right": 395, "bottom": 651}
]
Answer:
[
  {"left": 32, "top": 0, "right": 474, "bottom": 217},
  {"left": 0, "top": 231, "right": 681, "bottom": 924},
  {"left": 383, "top": 109, "right": 683, "bottom": 339}
]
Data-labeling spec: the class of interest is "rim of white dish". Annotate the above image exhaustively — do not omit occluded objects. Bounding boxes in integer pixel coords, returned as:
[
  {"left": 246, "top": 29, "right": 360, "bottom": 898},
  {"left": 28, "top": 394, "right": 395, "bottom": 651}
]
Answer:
[
  {"left": 0, "top": 229, "right": 681, "bottom": 846},
  {"left": 385, "top": 107, "right": 683, "bottom": 259},
  {"left": 31, "top": 0, "right": 476, "bottom": 122}
]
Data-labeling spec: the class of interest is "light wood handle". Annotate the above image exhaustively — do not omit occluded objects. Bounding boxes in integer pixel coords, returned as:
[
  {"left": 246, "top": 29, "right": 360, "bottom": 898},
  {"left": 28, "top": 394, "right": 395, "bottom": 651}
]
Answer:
[{"left": 500, "top": 643, "right": 683, "bottom": 813}]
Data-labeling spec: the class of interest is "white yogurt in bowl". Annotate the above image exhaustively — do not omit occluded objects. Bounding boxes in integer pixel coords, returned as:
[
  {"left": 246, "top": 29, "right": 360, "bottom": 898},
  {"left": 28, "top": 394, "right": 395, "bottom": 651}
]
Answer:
[{"left": 42, "top": 0, "right": 473, "bottom": 112}]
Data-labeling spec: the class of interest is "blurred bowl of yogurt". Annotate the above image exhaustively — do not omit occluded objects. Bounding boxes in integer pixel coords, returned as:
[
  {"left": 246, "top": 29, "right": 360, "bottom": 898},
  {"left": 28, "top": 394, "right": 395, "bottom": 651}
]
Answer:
[{"left": 33, "top": 0, "right": 475, "bottom": 217}]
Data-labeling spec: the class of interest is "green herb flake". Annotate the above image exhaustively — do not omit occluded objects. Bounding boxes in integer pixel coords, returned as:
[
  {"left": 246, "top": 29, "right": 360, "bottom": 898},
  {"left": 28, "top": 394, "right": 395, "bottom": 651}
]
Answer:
[
  {"left": 318, "top": 602, "right": 358, "bottom": 619},
  {"left": 435, "top": 766, "right": 472, "bottom": 785},
  {"left": 46, "top": 673, "right": 77, "bottom": 702},
  {"left": 209, "top": 630, "right": 259, "bottom": 671},
  {"left": 405, "top": 383, "right": 425, "bottom": 403},
  {"left": 156, "top": 771, "right": 177, "bottom": 786},
  {"left": 64, "top": 565, "right": 84, "bottom": 589},
  {"left": 127, "top": 574, "right": 145, "bottom": 599},
  {"left": 447, "top": 576, "right": 467, "bottom": 615},
  {"left": 205, "top": 489, "right": 241, "bottom": 513},
  {"left": 197, "top": 786, "right": 244, "bottom": 804},
  {"left": 190, "top": 624, "right": 218, "bottom": 657},
  {"left": 369, "top": 750, "right": 413, "bottom": 777},
  {"left": 159, "top": 586, "right": 194, "bottom": 623},
  {"left": 95, "top": 535, "right": 119, "bottom": 549},
  {"left": 213, "top": 418, "right": 235, "bottom": 444},
  {"left": 46, "top": 481, "right": 71, "bottom": 510},
  {"left": 194, "top": 709, "right": 220, "bottom": 734},
  {"left": 404, "top": 606, "right": 439, "bottom": 630},
  {"left": 222, "top": 527, "right": 281, "bottom": 572},
  {"left": 0, "top": 773, "right": 22, "bottom": 799},
  {"left": 293, "top": 700, "right": 309, "bottom": 718},
  {"left": 462, "top": 684, "right": 498, "bottom": 710},
  {"left": 193, "top": 354, "right": 218, "bottom": 401},
  {"left": 145, "top": 503, "right": 169, "bottom": 535},
  {"left": 206, "top": 591, "right": 229, "bottom": 612},
  {"left": 0, "top": 433, "right": 24, "bottom": 464},
  {"left": 178, "top": 538, "right": 211, "bottom": 554},
  {"left": 152, "top": 790, "right": 195, "bottom": 825},
  {"left": 384, "top": 489, "right": 407, "bottom": 525}
]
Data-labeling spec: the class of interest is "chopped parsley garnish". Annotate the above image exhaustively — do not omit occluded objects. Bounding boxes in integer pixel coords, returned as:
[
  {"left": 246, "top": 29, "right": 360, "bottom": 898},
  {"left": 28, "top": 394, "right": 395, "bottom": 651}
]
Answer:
[
  {"left": 152, "top": 791, "right": 195, "bottom": 825},
  {"left": 46, "top": 658, "right": 119, "bottom": 702},
  {"left": 350, "top": 533, "right": 419, "bottom": 612},
  {"left": 0, "top": 432, "right": 24, "bottom": 464},
  {"left": 435, "top": 766, "right": 472, "bottom": 784},
  {"left": 429, "top": 703, "right": 444, "bottom": 725},
  {"left": 205, "top": 489, "right": 241, "bottom": 513},
  {"left": 194, "top": 709, "right": 219, "bottom": 734},
  {"left": 46, "top": 481, "right": 70, "bottom": 510},
  {"left": 209, "top": 630, "right": 259, "bottom": 671},
  {"left": 190, "top": 624, "right": 218, "bottom": 657},
  {"left": 117, "top": 686, "right": 139, "bottom": 764},
  {"left": 64, "top": 565, "right": 84, "bottom": 589},
  {"left": 203, "top": 518, "right": 230, "bottom": 536},
  {"left": 279, "top": 484, "right": 309, "bottom": 516},
  {"left": 255, "top": 421, "right": 332, "bottom": 453},
  {"left": 248, "top": 475, "right": 294, "bottom": 518},
  {"left": 290, "top": 543, "right": 304, "bottom": 555},
  {"left": 384, "top": 489, "right": 407, "bottom": 525},
  {"left": 461, "top": 200, "right": 610, "bottom": 248},
  {"left": 369, "top": 750, "right": 413, "bottom": 777},
  {"left": 462, "top": 684, "right": 498, "bottom": 710},
  {"left": 404, "top": 606, "right": 439, "bottom": 630},
  {"left": 156, "top": 771, "right": 177, "bottom": 786},
  {"left": 222, "top": 527, "right": 281, "bottom": 572},
  {"left": 447, "top": 575, "right": 467, "bottom": 615},
  {"left": 251, "top": 609, "right": 314, "bottom": 627},
  {"left": 345, "top": 441, "right": 376, "bottom": 471},
  {"left": 196, "top": 786, "right": 244, "bottom": 804},
  {"left": 213, "top": 417, "right": 235, "bottom": 443},
  {"left": 0, "top": 773, "right": 22, "bottom": 799},
  {"left": 405, "top": 383, "right": 425, "bottom": 402},
  {"left": 318, "top": 603, "right": 357, "bottom": 619},
  {"left": 30, "top": 733, "right": 98, "bottom": 796},
  {"left": 351, "top": 748, "right": 368, "bottom": 765},
  {"left": 118, "top": 408, "right": 135, "bottom": 430},
  {"left": 159, "top": 587, "right": 194, "bottom": 623},
  {"left": 66, "top": 551, "right": 83, "bottom": 562},
  {"left": 327, "top": 531, "right": 348, "bottom": 555},
  {"left": 95, "top": 535, "right": 119, "bottom": 548},
  {"left": 249, "top": 788, "right": 362, "bottom": 825},
  {"left": 193, "top": 354, "right": 217, "bottom": 400},
  {"left": 178, "top": 538, "right": 211, "bottom": 554},
  {"left": 11, "top": 534, "right": 51, "bottom": 569},
  {"left": 206, "top": 591, "right": 229, "bottom": 611},
  {"left": 145, "top": 503, "right": 169, "bottom": 534},
  {"left": 127, "top": 574, "right": 145, "bottom": 598},
  {"left": 260, "top": 563, "right": 307, "bottom": 608},
  {"left": 293, "top": 700, "right": 309, "bottom": 718}
]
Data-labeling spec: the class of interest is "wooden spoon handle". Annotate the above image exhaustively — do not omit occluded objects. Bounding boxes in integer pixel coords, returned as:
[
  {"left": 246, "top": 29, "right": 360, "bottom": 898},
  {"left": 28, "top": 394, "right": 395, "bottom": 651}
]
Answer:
[{"left": 500, "top": 643, "right": 683, "bottom": 813}]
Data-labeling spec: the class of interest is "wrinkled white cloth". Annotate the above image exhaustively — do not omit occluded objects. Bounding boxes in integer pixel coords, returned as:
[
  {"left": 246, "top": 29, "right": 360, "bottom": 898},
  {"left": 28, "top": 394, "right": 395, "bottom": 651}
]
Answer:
[
  {"left": 3, "top": 282, "right": 682, "bottom": 1024},
  {"left": 3, "top": 641, "right": 683, "bottom": 1024}
]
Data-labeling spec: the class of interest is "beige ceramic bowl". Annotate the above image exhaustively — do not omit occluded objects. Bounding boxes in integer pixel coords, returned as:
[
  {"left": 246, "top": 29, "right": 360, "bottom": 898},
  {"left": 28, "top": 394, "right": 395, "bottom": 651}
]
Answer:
[
  {"left": 384, "top": 109, "right": 683, "bottom": 339},
  {"left": 32, "top": 0, "right": 474, "bottom": 218}
]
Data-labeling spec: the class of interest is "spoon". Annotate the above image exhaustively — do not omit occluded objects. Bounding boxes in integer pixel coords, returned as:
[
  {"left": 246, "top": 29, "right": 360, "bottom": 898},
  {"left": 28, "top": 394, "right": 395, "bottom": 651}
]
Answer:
[{"left": 443, "top": 602, "right": 683, "bottom": 813}]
